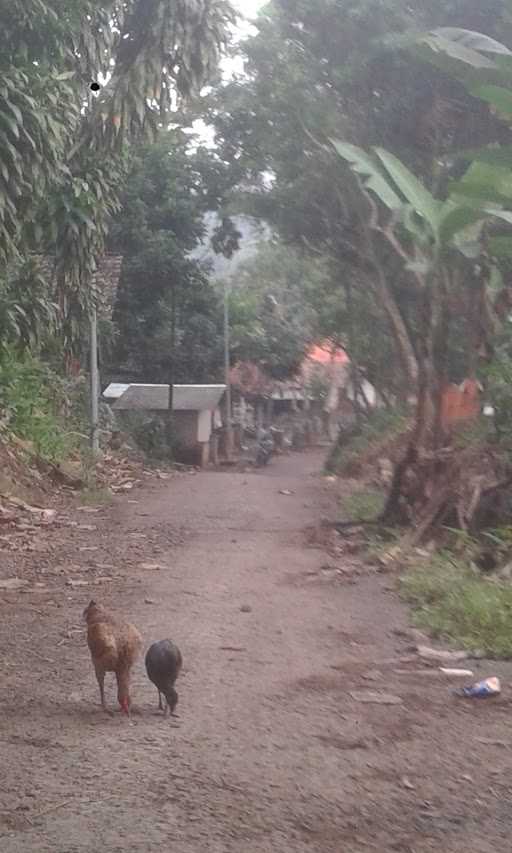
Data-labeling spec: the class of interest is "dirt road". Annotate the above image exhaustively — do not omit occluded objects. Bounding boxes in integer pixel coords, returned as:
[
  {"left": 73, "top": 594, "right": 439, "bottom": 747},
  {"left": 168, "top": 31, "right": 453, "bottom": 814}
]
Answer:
[{"left": 1, "top": 451, "right": 512, "bottom": 852}]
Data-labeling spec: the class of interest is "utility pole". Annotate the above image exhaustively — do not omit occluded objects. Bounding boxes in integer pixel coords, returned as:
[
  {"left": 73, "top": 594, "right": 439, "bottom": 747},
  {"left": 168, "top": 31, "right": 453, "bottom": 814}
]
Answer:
[
  {"left": 223, "top": 279, "right": 234, "bottom": 459},
  {"left": 90, "top": 305, "right": 100, "bottom": 453},
  {"left": 87, "top": 85, "right": 100, "bottom": 454},
  {"left": 168, "top": 281, "right": 177, "bottom": 413}
]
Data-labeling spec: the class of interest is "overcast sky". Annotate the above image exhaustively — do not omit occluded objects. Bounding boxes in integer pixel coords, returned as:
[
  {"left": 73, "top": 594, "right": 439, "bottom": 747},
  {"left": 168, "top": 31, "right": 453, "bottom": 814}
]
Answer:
[
  {"left": 220, "top": 0, "right": 265, "bottom": 79},
  {"left": 231, "top": 0, "right": 266, "bottom": 40},
  {"left": 189, "top": 0, "right": 265, "bottom": 144},
  {"left": 233, "top": 0, "right": 266, "bottom": 18}
]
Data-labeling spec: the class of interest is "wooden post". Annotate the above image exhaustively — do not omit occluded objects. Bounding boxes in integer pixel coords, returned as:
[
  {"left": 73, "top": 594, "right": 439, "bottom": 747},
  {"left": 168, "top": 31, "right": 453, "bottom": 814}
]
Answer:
[
  {"left": 90, "top": 307, "right": 100, "bottom": 453},
  {"left": 200, "top": 442, "right": 210, "bottom": 468},
  {"left": 211, "top": 432, "right": 219, "bottom": 466},
  {"left": 223, "top": 281, "right": 234, "bottom": 459}
]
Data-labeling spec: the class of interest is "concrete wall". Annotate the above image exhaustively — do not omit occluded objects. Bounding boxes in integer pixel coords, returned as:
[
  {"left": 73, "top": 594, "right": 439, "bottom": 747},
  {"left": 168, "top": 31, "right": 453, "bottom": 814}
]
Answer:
[
  {"left": 197, "top": 409, "right": 212, "bottom": 443},
  {"left": 173, "top": 411, "right": 199, "bottom": 448}
]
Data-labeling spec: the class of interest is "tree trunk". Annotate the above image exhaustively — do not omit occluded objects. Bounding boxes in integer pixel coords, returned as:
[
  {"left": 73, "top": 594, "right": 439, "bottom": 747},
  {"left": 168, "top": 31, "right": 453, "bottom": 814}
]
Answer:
[
  {"left": 344, "top": 279, "right": 364, "bottom": 425},
  {"left": 372, "top": 261, "right": 419, "bottom": 389},
  {"left": 381, "top": 272, "right": 440, "bottom": 524},
  {"left": 358, "top": 218, "right": 419, "bottom": 389}
]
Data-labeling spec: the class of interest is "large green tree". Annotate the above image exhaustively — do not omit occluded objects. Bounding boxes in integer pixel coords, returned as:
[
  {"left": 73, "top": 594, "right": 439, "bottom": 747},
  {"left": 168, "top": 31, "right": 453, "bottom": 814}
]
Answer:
[
  {"left": 0, "top": 0, "right": 234, "bottom": 356},
  {"left": 207, "top": 0, "right": 512, "bottom": 397},
  {"left": 225, "top": 241, "right": 321, "bottom": 379},
  {"left": 203, "top": 0, "right": 512, "bottom": 536},
  {"left": 106, "top": 131, "right": 227, "bottom": 385}
]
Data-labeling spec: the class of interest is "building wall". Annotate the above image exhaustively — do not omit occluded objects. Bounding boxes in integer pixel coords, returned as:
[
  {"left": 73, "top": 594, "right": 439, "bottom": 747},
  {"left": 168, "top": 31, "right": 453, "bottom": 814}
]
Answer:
[
  {"left": 173, "top": 411, "right": 199, "bottom": 448},
  {"left": 197, "top": 409, "right": 212, "bottom": 443}
]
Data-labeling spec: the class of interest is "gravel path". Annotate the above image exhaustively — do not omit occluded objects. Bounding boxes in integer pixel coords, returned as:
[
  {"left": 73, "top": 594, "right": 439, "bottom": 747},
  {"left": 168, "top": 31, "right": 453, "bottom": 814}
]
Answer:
[{"left": 1, "top": 450, "right": 512, "bottom": 852}]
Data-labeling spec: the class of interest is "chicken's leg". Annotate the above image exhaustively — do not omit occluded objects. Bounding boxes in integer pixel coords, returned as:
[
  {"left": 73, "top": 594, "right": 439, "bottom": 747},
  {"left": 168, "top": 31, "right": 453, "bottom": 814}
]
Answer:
[
  {"left": 94, "top": 664, "right": 110, "bottom": 714},
  {"left": 158, "top": 690, "right": 164, "bottom": 711}
]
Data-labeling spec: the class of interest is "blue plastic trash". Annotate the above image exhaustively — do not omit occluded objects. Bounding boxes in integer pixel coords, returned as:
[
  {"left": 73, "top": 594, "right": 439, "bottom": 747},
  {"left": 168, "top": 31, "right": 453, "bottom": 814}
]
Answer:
[{"left": 454, "top": 676, "right": 501, "bottom": 698}]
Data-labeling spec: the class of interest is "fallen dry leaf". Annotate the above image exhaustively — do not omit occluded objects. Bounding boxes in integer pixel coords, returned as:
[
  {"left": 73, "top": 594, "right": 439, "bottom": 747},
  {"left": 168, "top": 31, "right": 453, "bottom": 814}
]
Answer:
[
  {"left": 350, "top": 691, "right": 403, "bottom": 705},
  {"left": 0, "top": 578, "right": 28, "bottom": 590}
]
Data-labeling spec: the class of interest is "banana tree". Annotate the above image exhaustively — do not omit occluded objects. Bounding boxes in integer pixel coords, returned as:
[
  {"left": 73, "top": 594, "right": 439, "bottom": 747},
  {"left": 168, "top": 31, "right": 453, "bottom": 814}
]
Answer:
[{"left": 331, "top": 137, "right": 512, "bottom": 520}]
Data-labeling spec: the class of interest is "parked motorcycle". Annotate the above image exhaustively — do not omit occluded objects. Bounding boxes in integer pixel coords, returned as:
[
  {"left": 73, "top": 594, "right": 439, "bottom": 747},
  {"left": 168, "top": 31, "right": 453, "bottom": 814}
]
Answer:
[{"left": 255, "top": 430, "right": 274, "bottom": 467}]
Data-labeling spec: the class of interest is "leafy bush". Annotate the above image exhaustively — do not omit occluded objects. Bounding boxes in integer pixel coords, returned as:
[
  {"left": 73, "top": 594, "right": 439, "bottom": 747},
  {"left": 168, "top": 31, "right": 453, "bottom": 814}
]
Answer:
[
  {"left": 0, "top": 347, "right": 78, "bottom": 462},
  {"left": 401, "top": 554, "right": 512, "bottom": 658},
  {"left": 119, "top": 412, "right": 176, "bottom": 461},
  {"left": 326, "top": 407, "right": 408, "bottom": 475},
  {"left": 343, "top": 488, "right": 386, "bottom": 521},
  {"left": 0, "top": 257, "right": 57, "bottom": 351}
]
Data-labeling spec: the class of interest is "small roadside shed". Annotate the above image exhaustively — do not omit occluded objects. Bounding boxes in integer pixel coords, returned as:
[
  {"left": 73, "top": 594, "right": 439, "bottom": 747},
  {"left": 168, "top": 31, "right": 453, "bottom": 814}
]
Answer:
[
  {"left": 103, "top": 383, "right": 130, "bottom": 402},
  {"left": 111, "top": 384, "right": 226, "bottom": 466}
]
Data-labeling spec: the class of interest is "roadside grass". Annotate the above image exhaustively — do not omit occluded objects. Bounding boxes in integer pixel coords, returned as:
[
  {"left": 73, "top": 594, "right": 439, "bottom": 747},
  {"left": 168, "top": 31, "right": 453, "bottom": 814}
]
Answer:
[
  {"left": 400, "top": 553, "right": 512, "bottom": 658},
  {"left": 326, "top": 408, "right": 408, "bottom": 476},
  {"left": 343, "top": 488, "right": 386, "bottom": 522}
]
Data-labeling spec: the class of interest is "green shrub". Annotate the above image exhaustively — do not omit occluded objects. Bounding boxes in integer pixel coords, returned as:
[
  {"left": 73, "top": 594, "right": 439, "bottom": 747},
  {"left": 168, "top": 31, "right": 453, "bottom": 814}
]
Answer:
[
  {"left": 343, "top": 488, "right": 386, "bottom": 521},
  {"left": 119, "top": 411, "right": 176, "bottom": 460},
  {"left": 326, "top": 407, "right": 408, "bottom": 475},
  {"left": 401, "top": 554, "right": 512, "bottom": 658},
  {"left": 0, "top": 346, "right": 81, "bottom": 462}
]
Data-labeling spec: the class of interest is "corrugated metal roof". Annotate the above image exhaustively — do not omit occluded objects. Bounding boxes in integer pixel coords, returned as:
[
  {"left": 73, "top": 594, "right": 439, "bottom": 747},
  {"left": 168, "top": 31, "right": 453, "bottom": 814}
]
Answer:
[
  {"left": 103, "top": 383, "right": 130, "bottom": 399},
  {"left": 113, "top": 384, "right": 226, "bottom": 412}
]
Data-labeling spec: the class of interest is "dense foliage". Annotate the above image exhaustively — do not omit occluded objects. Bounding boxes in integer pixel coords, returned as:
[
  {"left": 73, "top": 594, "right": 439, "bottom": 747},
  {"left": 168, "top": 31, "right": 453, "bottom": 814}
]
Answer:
[
  {"left": 208, "top": 0, "right": 512, "bottom": 400},
  {"left": 106, "top": 131, "right": 227, "bottom": 384},
  {"left": 5, "top": 0, "right": 512, "bottom": 526},
  {"left": 0, "top": 0, "right": 234, "bottom": 358},
  {"left": 0, "top": 0, "right": 234, "bottom": 469},
  {"left": 226, "top": 241, "right": 327, "bottom": 379}
]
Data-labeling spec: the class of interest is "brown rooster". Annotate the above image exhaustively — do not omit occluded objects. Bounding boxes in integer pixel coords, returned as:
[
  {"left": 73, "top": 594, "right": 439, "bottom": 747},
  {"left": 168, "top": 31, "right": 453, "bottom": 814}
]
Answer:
[{"left": 83, "top": 600, "right": 142, "bottom": 716}]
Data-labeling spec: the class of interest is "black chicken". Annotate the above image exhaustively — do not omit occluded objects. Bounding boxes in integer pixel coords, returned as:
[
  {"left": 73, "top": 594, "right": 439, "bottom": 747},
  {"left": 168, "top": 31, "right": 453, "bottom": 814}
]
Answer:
[{"left": 145, "top": 639, "right": 183, "bottom": 717}]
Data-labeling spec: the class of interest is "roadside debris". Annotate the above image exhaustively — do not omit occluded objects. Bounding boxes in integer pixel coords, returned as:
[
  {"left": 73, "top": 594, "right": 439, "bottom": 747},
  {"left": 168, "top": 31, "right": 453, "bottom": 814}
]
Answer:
[
  {"left": 454, "top": 677, "right": 501, "bottom": 698},
  {"left": 417, "top": 645, "right": 468, "bottom": 663},
  {"left": 440, "top": 668, "right": 474, "bottom": 677},
  {"left": 219, "top": 646, "right": 246, "bottom": 652},
  {"left": 0, "top": 577, "right": 28, "bottom": 590},
  {"left": 240, "top": 604, "right": 252, "bottom": 613},
  {"left": 393, "top": 667, "right": 475, "bottom": 680},
  {"left": 0, "top": 495, "right": 57, "bottom": 525},
  {"left": 0, "top": 493, "right": 60, "bottom": 556},
  {"left": 278, "top": 489, "right": 294, "bottom": 496}
]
